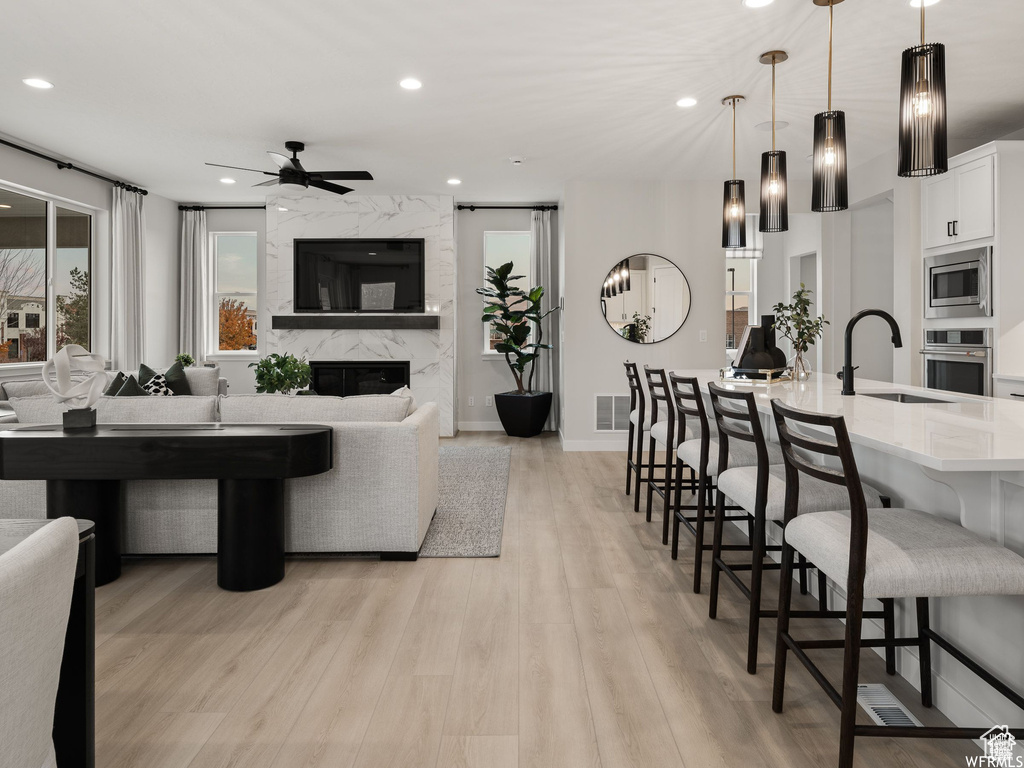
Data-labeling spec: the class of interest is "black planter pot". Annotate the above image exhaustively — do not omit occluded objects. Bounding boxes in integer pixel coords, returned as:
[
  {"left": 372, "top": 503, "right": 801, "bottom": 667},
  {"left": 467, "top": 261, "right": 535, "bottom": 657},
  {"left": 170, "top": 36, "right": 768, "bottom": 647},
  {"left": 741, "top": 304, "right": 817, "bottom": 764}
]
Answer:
[{"left": 494, "top": 391, "right": 553, "bottom": 438}]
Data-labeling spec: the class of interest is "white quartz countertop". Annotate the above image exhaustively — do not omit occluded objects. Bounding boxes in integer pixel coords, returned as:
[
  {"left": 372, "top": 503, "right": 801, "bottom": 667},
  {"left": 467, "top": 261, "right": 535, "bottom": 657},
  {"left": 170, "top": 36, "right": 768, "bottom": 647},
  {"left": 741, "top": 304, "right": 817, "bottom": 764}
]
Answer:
[{"left": 673, "top": 371, "right": 1024, "bottom": 473}]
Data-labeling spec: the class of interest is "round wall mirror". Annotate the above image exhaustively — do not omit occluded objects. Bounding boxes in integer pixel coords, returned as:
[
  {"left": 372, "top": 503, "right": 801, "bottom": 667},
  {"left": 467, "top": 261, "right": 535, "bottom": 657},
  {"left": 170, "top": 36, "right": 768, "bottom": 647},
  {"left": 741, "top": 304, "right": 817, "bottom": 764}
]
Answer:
[{"left": 600, "top": 254, "right": 690, "bottom": 343}]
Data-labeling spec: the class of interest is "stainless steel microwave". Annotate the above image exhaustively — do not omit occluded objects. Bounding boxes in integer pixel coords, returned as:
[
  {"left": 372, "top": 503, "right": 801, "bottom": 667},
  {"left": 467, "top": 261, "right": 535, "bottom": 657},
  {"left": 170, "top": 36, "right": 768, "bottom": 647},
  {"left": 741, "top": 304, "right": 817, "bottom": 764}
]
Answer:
[{"left": 924, "top": 247, "right": 992, "bottom": 319}]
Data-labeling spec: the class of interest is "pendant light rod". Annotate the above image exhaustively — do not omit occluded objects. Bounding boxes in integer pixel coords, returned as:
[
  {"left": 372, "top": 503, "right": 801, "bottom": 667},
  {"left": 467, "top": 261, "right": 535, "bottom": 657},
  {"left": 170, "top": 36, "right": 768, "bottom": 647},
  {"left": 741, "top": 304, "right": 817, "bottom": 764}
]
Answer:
[
  {"left": 828, "top": 2, "right": 833, "bottom": 110},
  {"left": 758, "top": 51, "right": 788, "bottom": 149},
  {"left": 921, "top": 0, "right": 926, "bottom": 45},
  {"left": 722, "top": 96, "right": 745, "bottom": 178}
]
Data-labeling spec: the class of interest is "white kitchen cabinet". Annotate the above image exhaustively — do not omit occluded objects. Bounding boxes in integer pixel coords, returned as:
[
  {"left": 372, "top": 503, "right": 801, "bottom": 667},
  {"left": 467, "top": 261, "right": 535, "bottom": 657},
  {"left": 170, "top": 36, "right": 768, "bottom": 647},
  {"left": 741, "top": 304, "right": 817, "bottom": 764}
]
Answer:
[
  {"left": 922, "top": 155, "right": 994, "bottom": 249},
  {"left": 602, "top": 292, "right": 624, "bottom": 322},
  {"left": 994, "top": 377, "right": 1024, "bottom": 401},
  {"left": 621, "top": 270, "right": 647, "bottom": 322}
]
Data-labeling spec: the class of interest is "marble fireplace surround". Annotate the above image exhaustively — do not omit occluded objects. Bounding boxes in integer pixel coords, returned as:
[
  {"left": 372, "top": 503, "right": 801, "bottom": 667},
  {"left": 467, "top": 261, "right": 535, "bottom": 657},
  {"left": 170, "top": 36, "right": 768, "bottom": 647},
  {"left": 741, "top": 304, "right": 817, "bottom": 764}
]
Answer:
[{"left": 265, "top": 193, "right": 456, "bottom": 436}]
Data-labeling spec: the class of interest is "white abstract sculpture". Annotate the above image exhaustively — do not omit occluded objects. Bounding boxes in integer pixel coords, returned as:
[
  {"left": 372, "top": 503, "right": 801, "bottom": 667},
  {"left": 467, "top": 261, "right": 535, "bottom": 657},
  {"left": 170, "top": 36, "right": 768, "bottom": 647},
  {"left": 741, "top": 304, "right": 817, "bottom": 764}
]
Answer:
[{"left": 42, "top": 344, "right": 107, "bottom": 411}]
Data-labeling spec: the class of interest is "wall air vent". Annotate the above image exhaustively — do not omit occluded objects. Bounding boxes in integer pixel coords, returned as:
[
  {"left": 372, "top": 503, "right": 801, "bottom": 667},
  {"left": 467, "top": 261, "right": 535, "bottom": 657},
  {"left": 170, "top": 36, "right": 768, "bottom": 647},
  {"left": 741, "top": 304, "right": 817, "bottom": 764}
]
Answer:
[
  {"left": 857, "top": 684, "right": 922, "bottom": 728},
  {"left": 595, "top": 394, "right": 632, "bottom": 432}
]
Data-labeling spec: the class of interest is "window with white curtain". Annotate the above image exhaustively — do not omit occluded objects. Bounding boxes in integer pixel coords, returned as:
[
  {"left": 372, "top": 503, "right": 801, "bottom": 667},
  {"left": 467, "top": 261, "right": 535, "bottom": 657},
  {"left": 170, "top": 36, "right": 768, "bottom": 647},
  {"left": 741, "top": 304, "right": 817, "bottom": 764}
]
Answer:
[
  {"left": 482, "top": 230, "right": 532, "bottom": 355},
  {"left": 726, "top": 259, "right": 756, "bottom": 356},
  {"left": 0, "top": 185, "right": 94, "bottom": 365},
  {"left": 210, "top": 232, "right": 258, "bottom": 355}
]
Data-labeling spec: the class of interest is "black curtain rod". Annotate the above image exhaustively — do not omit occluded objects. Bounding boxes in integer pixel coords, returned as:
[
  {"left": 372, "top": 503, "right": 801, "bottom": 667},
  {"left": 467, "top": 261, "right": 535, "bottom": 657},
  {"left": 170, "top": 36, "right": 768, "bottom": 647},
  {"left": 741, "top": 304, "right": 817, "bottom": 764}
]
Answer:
[
  {"left": 178, "top": 205, "right": 267, "bottom": 211},
  {"left": 0, "top": 137, "right": 148, "bottom": 196},
  {"left": 456, "top": 204, "right": 557, "bottom": 211}
]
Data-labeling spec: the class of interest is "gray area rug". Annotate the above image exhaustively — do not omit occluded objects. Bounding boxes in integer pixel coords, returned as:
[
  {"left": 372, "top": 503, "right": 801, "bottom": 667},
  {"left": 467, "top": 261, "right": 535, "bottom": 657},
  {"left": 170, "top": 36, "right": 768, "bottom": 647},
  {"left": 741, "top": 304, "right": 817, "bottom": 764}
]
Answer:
[{"left": 420, "top": 446, "right": 512, "bottom": 557}]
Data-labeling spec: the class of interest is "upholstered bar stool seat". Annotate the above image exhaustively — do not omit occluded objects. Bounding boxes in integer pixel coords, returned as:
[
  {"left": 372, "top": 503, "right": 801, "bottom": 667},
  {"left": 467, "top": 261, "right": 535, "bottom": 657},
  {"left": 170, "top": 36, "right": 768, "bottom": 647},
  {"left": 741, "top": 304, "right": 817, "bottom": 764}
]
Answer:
[
  {"left": 719, "top": 464, "right": 884, "bottom": 522},
  {"left": 630, "top": 408, "right": 652, "bottom": 430},
  {"left": 652, "top": 421, "right": 694, "bottom": 446},
  {"left": 677, "top": 436, "right": 782, "bottom": 475},
  {"left": 786, "top": 507, "right": 1024, "bottom": 599}
]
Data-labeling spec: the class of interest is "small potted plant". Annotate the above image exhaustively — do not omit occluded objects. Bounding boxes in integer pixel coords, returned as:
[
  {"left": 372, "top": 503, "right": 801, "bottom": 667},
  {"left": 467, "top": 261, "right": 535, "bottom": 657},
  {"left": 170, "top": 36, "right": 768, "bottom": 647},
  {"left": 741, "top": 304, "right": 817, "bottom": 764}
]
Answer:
[
  {"left": 773, "top": 284, "right": 828, "bottom": 380},
  {"left": 621, "top": 312, "right": 652, "bottom": 343},
  {"left": 249, "top": 353, "right": 313, "bottom": 394},
  {"left": 478, "top": 262, "right": 559, "bottom": 437},
  {"left": 175, "top": 353, "right": 195, "bottom": 367}
]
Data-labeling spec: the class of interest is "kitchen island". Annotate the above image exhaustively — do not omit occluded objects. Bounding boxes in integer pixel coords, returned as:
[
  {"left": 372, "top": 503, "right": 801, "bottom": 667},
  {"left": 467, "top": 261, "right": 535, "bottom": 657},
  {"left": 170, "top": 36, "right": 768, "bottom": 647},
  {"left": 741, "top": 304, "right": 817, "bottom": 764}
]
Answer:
[{"left": 674, "top": 370, "right": 1024, "bottom": 732}]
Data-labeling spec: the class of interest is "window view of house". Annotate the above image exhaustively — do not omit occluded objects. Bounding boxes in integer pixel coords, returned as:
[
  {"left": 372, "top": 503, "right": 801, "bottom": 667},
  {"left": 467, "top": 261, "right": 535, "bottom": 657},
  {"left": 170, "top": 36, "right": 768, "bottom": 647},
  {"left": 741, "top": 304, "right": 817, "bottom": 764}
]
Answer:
[
  {"left": 0, "top": 189, "right": 47, "bottom": 363},
  {"left": 213, "top": 232, "right": 258, "bottom": 352},
  {"left": 725, "top": 259, "right": 755, "bottom": 355}
]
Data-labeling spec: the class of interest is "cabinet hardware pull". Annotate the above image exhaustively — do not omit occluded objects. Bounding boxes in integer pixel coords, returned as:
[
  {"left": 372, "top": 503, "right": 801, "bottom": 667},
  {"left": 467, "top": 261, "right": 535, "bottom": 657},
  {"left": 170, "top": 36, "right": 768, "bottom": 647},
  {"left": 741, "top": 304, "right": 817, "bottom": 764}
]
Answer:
[
  {"left": 953, "top": 220, "right": 959, "bottom": 236},
  {"left": 947, "top": 221, "right": 953, "bottom": 237}
]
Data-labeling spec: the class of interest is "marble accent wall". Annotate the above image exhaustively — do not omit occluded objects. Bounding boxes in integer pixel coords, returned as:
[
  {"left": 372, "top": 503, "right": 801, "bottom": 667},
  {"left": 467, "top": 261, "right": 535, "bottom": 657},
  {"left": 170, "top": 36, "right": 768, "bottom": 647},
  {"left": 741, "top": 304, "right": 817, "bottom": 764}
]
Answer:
[{"left": 265, "top": 193, "right": 456, "bottom": 436}]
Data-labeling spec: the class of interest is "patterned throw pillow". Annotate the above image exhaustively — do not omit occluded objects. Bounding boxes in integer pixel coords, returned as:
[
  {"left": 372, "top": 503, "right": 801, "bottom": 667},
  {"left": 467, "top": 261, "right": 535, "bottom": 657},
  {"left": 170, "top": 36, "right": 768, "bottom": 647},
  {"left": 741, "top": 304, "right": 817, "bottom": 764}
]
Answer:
[{"left": 142, "top": 373, "right": 173, "bottom": 396}]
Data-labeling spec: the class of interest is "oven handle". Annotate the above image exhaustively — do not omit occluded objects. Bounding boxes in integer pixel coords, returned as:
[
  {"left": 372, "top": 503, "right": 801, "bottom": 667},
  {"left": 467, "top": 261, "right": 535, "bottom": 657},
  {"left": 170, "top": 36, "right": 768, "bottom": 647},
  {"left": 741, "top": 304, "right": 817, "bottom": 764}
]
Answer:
[{"left": 919, "top": 349, "right": 989, "bottom": 357}]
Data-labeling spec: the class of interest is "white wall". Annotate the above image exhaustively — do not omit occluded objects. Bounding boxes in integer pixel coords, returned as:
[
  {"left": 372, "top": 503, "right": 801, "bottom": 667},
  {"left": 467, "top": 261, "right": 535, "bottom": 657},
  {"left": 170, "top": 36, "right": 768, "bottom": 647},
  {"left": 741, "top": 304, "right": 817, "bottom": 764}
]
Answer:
[
  {"left": 850, "top": 198, "right": 895, "bottom": 383},
  {"left": 455, "top": 208, "right": 552, "bottom": 430},
  {"left": 204, "top": 207, "right": 266, "bottom": 393},
  {"left": 560, "top": 180, "right": 727, "bottom": 450},
  {"left": 0, "top": 137, "right": 180, "bottom": 371}
]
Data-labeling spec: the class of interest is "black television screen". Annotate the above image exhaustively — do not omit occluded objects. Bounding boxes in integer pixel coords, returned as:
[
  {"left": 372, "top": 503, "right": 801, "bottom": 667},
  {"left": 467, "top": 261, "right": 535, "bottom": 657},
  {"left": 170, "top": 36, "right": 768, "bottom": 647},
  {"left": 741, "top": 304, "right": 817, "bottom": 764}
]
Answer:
[{"left": 293, "top": 239, "right": 425, "bottom": 313}]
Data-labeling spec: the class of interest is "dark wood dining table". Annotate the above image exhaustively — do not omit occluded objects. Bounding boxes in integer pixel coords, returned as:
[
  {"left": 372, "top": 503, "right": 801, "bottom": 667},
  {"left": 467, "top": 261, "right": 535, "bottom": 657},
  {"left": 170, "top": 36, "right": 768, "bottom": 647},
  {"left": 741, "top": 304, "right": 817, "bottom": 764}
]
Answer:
[{"left": 0, "top": 518, "right": 95, "bottom": 768}]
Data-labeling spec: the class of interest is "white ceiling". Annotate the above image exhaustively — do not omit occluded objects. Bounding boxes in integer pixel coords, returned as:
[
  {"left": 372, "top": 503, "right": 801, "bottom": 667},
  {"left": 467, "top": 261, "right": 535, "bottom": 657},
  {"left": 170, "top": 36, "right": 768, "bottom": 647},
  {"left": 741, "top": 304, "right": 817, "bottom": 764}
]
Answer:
[{"left": 2, "top": 0, "right": 1023, "bottom": 204}]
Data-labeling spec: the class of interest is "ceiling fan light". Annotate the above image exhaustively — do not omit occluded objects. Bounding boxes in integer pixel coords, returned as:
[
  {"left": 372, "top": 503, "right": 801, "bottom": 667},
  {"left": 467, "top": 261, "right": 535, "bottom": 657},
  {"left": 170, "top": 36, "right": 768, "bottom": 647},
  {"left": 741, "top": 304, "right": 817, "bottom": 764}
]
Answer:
[{"left": 812, "top": 111, "right": 849, "bottom": 212}]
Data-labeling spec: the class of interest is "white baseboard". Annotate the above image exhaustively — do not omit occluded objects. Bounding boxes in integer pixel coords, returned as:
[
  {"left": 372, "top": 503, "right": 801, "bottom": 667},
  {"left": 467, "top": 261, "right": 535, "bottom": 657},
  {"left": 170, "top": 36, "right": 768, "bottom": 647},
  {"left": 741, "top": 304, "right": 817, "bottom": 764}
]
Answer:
[
  {"left": 559, "top": 437, "right": 628, "bottom": 452},
  {"left": 457, "top": 421, "right": 506, "bottom": 432}
]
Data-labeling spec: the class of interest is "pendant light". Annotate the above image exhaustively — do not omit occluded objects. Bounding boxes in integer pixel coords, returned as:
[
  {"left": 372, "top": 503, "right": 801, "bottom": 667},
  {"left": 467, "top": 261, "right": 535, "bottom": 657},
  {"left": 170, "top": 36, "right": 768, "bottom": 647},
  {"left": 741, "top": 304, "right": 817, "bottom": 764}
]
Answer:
[
  {"left": 898, "top": 0, "right": 947, "bottom": 177},
  {"left": 759, "top": 51, "right": 789, "bottom": 233},
  {"left": 812, "top": 0, "right": 848, "bottom": 212},
  {"left": 722, "top": 96, "right": 747, "bottom": 249}
]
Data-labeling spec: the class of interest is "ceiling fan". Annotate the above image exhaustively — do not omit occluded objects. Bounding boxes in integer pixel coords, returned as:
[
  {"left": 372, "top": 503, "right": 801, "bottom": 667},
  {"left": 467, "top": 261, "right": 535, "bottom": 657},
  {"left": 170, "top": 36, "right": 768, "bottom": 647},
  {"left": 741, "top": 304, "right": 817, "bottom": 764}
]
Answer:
[{"left": 205, "top": 141, "right": 373, "bottom": 196}]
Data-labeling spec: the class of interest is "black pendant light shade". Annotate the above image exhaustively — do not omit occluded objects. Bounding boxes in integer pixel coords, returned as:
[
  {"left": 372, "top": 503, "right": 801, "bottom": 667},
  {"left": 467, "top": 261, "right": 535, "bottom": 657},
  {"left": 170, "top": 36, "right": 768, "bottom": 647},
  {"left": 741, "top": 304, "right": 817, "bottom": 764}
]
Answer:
[
  {"left": 898, "top": 43, "right": 948, "bottom": 177},
  {"left": 812, "top": 110, "right": 849, "bottom": 212},
  {"left": 603, "top": 261, "right": 630, "bottom": 298},
  {"left": 722, "top": 180, "right": 747, "bottom": 249},
  {"left": 759, "top": 151, "right": 788, "bottom": 233}
]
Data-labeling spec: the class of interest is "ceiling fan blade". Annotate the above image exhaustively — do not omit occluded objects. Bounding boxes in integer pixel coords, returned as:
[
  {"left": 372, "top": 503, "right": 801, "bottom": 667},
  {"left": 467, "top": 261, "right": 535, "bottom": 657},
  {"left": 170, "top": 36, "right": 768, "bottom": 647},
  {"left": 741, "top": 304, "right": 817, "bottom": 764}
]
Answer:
[
  {"left": 252, "top": 178, "right": 281, "bottom": 188},
  {"left": 267, "top": 151, "right": 298, "bottom": 171},
  {"left": 309, "top": 180, "right": 353, "bottom": 196},
  {"left": 309, "top": 171, "right": 374, "bottom": 181},
  {"left": 205, "top": 162, "right": 274, "bottom": 175}
]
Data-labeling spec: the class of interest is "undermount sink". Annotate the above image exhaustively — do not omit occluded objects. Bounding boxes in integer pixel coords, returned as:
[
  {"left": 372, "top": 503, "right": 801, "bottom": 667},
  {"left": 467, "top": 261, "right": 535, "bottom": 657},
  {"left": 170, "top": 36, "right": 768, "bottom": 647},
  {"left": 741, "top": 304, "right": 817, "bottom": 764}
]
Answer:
[{"left": 860, "top": 392, "right": 954, "bottom": 405}]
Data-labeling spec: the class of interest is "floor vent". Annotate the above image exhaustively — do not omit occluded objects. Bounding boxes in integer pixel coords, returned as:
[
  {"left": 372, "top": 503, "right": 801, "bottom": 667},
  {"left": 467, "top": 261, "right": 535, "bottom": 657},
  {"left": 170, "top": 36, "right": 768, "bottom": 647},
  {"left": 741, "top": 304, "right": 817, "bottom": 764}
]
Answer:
[
  {"left": 595, "top": 394, "right": 632, "bottom": 432},
  {"left": 857, "top": 684, "right": 923, "bottom": 728}
]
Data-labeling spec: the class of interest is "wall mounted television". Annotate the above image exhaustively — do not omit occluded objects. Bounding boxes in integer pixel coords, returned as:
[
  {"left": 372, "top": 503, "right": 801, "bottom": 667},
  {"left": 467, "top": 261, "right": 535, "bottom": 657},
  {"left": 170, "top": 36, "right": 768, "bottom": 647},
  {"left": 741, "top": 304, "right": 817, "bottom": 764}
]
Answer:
[{"left": 293, "top": 238, "right": 426, "bottom": 313}]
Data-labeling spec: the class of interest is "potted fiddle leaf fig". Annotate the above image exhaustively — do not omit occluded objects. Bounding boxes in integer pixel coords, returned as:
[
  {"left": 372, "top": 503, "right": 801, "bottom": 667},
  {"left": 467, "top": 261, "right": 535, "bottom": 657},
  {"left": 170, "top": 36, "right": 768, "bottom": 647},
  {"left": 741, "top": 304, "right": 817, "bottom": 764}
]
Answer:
[{"left": 478, "top": 262, "right": 559, "bottom": 437}]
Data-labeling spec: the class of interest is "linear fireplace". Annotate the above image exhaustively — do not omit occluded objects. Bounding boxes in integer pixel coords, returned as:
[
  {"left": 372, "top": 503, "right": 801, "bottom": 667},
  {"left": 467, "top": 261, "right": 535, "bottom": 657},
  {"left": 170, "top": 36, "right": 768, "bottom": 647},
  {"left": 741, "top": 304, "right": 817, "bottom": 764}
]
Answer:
[{"left": 310, "top": 361, "right": 411, "bottom": 397}]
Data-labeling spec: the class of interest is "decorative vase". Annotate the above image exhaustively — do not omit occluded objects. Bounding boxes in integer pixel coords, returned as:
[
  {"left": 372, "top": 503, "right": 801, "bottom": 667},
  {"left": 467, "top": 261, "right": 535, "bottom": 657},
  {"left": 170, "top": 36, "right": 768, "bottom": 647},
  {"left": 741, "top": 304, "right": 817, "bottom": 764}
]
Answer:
[{"left": 794, "top": 351, "right": 811, "bottom": 381}]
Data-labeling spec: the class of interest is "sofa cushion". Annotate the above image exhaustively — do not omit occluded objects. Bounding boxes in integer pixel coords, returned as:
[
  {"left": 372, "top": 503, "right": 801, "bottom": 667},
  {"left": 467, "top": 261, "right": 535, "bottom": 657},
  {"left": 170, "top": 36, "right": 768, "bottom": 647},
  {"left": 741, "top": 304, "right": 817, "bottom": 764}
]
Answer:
[
  {"left": 9, "top": 395, "right": 218, "bottom": 424},
  {"left": 220, "top": 393, "right": 411, "bottom": 423},
  {"left": 1, "top": 380, "right": 54, "bottom": 399},
  {"left": 181, "top": 366, "right": 220, "bottom": 396}
]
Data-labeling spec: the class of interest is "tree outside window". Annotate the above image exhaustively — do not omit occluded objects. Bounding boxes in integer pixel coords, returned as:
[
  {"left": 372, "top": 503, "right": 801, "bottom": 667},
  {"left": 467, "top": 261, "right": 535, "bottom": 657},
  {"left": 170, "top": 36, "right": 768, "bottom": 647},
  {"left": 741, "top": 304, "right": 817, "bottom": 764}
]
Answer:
[{"left": 212, "top": 233, "right": 259, "bottom": 353}]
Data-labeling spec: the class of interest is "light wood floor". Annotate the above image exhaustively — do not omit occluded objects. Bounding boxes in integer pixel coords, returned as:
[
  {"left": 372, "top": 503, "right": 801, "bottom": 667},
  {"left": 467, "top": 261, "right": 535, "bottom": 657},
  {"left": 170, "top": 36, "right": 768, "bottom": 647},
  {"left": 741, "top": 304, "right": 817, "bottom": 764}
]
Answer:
[{"left": 94, "top": 433, "right": 971, "bottom": 768}]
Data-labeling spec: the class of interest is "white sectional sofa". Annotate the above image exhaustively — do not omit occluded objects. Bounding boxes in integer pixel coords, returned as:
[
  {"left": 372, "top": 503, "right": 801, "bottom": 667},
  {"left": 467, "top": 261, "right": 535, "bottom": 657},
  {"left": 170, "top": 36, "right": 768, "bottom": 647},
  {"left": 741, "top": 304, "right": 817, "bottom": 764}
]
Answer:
[{"left": 0, "top": 389, "right": 439, "bottom": 559}]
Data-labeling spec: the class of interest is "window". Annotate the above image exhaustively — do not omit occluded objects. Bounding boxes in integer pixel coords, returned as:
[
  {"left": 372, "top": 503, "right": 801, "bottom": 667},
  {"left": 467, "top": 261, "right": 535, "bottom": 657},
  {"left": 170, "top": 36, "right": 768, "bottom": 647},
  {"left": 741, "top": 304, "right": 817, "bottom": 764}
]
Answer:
[
  {"left": 0, "top": 187, "right": 93, "bottom": 365},
  {"left": 482, "top": 231, "right": 532, "bottom": 354},
  {"left": 211, "top": 232, "right": 258, "bottom": 354},
  {"left": 725, "top": 260, "right": 756, "bottom": 355}
]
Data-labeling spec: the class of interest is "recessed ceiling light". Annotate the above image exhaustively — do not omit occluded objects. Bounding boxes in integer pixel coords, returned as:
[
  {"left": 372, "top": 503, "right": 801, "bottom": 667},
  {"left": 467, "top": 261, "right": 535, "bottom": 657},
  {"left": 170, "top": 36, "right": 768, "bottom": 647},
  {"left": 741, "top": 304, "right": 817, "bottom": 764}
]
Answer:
[
  {"left": 742, "top": 0, "right": 774, "bottom": 7},
  {"left": 399, "top": 78, "right": 422, "bottom": 90},
  {"left": 0, "top": 204, "right": 10, "bottom": 209},
  {"left": 910, "top": 0, "right": 940, "bottom": 6},
  {"left": 676, "top": 97, "right": 698, "bottom": 108},
  {"left": 22, "top": 78, "right": 54, "bottom": 89},
  {"left": 447, "top": 178, "right": 461, "bottom": 185},
  {"left": 278, "top": 207, "right": 288, "bottom": 211},
  {"left": 755, "top": 120, "right": 789, "bottom": 131},
  {"left": 220, "top": 178, "right": 235, "bottom": 185}
]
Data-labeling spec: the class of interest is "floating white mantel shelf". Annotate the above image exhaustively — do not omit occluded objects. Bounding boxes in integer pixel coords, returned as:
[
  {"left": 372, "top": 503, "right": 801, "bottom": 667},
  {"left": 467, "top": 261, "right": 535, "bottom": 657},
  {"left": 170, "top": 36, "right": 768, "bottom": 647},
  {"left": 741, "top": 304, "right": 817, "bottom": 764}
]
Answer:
[{"left": 271, "top": 315, "right": 441, "bottom": 331}]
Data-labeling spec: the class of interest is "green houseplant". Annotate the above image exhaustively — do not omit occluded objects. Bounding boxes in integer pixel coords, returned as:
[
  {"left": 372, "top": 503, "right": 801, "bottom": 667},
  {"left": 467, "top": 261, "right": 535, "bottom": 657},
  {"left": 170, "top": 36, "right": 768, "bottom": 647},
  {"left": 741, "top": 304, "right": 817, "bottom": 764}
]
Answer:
[
  {"left": 249, "top": 353, "right": 312, "bottom": 394},
  {"left": 773, "top": 284, "right": 828, "bottom": 380},
  {"left": 477, "top": 262, "right": 559, "bottom": 437},
  {"left": 175, "top": 352, "right": 195, "bottom": 368}
]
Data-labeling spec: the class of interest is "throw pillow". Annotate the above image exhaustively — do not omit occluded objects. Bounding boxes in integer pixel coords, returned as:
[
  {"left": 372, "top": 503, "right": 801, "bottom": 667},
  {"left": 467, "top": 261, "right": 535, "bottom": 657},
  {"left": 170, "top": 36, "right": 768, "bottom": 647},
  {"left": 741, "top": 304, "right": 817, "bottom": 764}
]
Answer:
[
  {"left": 162, "top": 361, "right": 192, "bottom": 395},
  {"left": 114, "top": 375, "right": 148, "bottom": 397},
  {"left": 142, "top": 373, "right": 173, "bottom": 396},
  {"left": 391, "top": 386, "right": 418, "bottom": 413},
  {"left": 138, "top": 363, "right": 158, "bottom": 387},
  {"left": 104, "top": 372, "right": 127, "bottom": 396}
]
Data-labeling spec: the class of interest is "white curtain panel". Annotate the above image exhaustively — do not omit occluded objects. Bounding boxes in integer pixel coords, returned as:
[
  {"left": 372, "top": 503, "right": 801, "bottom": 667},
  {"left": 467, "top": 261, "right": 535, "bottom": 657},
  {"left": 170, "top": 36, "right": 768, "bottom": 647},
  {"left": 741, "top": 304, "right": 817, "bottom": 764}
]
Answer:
[
  {"left": 110, "top": 186, "right": 147, "bottom": 370},
  {"left": 178, "top": 209, "right": 208, "bottom": 360},
  {"left": 530, "top": 209, "right": 558, "bottom": 431}
]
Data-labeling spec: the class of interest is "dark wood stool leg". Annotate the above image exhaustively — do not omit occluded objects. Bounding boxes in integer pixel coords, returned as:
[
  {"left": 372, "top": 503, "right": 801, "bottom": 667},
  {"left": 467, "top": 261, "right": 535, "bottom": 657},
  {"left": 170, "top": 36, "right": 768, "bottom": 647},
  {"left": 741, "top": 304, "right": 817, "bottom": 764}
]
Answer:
[
  {"left": 645, "top": 436, "right": 657, "bottom": 522},
  {"left": 693, "top": 474, "right": 710, "bottom": 593},
  {"left": 817, "top": 569, "right": 829, "bottom": 612},
  {"left": 838, "top": 586, "right": 866, "bottom": 768},
  {"left": 798, "top": 554, "right": 809, "bottom": 595},
  {"left": 746, "top": 508, "right": 767, "bottom": 674},
  {"left": 661, "top": 445, "right": 674, "bottom": 545},
  {"left": 671, "top": 458, "right": 684, "bottom": 560},
  {"left": 882, "top": 598, "right": 897, "bottom": 675},
  {"left": 707, "top": 486, "right": 727, "bottom": 618},
  {"left": 633, "top": 430, "right": 644, "bottom": 513},
  {"left": 47, "top": 479, "right": 123, "bottom": 586},
  {"left": 917, "top": 597, "right": 933, "bottom": 708},
  {"left": 772, "top": 540, "right": 796, "bottom": 714},
  {"left": 625, "top": 423, "right": 635, "bottom": 496},
  {"left": 218, "top": 478, "right": 285, "bottom": 591}
]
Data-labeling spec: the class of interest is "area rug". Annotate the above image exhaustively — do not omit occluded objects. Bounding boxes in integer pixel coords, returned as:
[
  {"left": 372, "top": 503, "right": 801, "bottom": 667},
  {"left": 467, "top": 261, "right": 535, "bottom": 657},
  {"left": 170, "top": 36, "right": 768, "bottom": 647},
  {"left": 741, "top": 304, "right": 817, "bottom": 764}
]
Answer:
[{"left": 420, "top": 445, "right": 512, "bottom": 557}]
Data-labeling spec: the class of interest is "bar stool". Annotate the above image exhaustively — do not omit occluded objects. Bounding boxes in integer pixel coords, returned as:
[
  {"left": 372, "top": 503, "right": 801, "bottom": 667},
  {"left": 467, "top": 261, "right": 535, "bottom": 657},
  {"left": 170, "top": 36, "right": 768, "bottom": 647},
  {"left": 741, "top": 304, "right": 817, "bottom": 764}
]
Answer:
[
  {"left": 707, "top": 382, "right": 891, "bottom": 675},
  {"left": 643, "top": 366, "right": 692, "bottom": 544},
  {"left": 770, "top": 399, "right": 1024, "bottom": 768},
  {"left": 669, "top": 375, "right": 749, "bottom": 593},
  {"left": 623, "top": 361, "right": 650, "bottom": 513}
]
